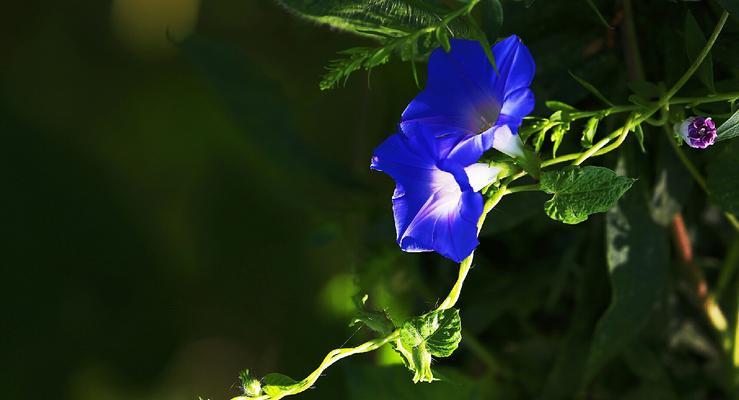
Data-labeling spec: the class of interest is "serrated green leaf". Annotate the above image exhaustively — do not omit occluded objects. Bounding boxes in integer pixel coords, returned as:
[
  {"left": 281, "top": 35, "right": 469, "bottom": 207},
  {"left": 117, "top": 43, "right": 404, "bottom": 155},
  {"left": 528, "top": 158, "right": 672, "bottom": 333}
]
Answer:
[
  {"left": 400, "top": 308, "right": 462, "bottom": 358},
  {"left": 716, "top": 109, "right": 739, "bottom": 142},
  {"left": 278, "top": 0, "right": 468, "bottom": 38},
  {"left": 707, "top": 140, "right": 739, "bottom": 215},
  {"left": 540, "top": 166, "right": 635, "bottom": 224},
  {"left": 585, "top": 168, "right": 669, "bottom": 378},
  {"left": 685, "top": 11, "right": 715, "bottom": 92},
  {"left": 397, "top": 309, "right": 462, "bottom": 383},
  {"left": 262, "top": 373, "right": 300, "bottom": 396}
]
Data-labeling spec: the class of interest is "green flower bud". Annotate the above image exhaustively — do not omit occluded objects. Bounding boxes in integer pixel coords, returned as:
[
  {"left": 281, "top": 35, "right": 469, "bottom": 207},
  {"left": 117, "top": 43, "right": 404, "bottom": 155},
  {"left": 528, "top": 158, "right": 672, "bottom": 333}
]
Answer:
[{"left": 239, "top": 369, "right": 262, "bottom": 397}]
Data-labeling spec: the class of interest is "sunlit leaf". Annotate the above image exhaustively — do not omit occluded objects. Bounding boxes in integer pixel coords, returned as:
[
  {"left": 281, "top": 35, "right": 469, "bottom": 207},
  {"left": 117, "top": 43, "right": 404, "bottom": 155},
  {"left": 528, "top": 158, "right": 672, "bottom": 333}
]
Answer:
[
  {"left": 540, "top": 166, "right": 635, "bottom": 224},
  {"left": 716, "top": 109, "right": 739, "bottom": 142}
]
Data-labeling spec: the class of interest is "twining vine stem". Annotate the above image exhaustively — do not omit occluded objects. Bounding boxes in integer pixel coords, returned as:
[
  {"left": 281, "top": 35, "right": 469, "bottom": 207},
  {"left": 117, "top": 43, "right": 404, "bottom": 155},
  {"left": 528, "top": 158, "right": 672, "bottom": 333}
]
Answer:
[{"left": 232, "top": 11, "right": 734, "bottom": 400}]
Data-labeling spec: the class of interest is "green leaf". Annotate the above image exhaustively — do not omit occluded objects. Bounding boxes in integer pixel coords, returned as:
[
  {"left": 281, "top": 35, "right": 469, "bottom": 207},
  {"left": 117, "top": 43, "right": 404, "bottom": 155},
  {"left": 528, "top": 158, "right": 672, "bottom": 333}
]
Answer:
[
  {"left": 716, "top": 109, "right": 739, "bottom": 142},
  {"left": 277, "top": 0, "right": 468, "bottom": 38},
  {"left": 550, "top": 124, "right": 569, "bottom": 157},
  {"left": 397, "top": 308, "right": 462, "bottom": 383},
  {"left": 262, "top": 373, "right": 300, "bottom": 396},
  {"left": 400, "top": 309, "right": 462, "bottom": 358},
  {"left": 540, "top": 166, "right": 635, "bottom": 224},
  {"left": 707, "top": 140, "right": 739, "bottom": 215},
  {"left": 585, "top": 168, "right": 669, "bottom": 378},
  {"left": 435, "top": 26, "right": 451, "bottom": 52},
  {"left": 516, "top": 147, "right": 542, "bottom": 179},
  {"left": 569, "top": 71, "right": 615, "bottom": 107},
  {"left": 580, "top": 117, "right": 599, "bottom": 148},
  {"left": 684, "top": 11, "right": 715, "bottom": 92},
  {"left": 545, "top": 101, "right": 579, "bottom": 112},
  {"left": 634, "top": 124, "right": 646, "bottom": 153}
]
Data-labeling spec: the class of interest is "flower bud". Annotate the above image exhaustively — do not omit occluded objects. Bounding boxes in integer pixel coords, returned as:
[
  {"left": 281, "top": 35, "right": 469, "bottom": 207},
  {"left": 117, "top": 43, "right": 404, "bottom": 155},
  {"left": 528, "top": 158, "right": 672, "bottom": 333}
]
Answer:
[
  {"left": 239, "top": 369, "right": 262, "bottom": 397},
  {"left": 675, "top": 116, "right": 717, "bottom": 149}
]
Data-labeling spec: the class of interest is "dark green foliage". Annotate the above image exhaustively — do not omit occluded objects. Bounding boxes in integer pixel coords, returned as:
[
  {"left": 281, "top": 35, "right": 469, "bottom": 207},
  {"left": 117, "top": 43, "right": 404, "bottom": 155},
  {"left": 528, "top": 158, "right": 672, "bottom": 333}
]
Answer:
[
  {"left": 4, "top": 1, "right": 739, "bottom": 400},
  {"left": 586, "top": 168, "right": 669, "bottom": 378},
  {"left": 707, "top": 140, "right": 739, "bottom": 215}
]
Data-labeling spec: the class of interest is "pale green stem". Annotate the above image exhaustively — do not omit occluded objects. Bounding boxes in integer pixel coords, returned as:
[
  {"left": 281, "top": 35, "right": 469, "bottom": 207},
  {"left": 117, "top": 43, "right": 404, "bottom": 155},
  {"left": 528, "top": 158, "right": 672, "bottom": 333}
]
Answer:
[
  {"left": 528, "top": 11, "right": 729, "bottom": 172},
  {"left": 573, "top": 113, "right": 635, "bottom": 165},
  {"left": 437, "top": 184, "right": 508, "bottom": 311},
  {"left": 233, "top": 186, "right": 511, "bottom": 400},
  {"left": 231, "top": 332, "right": 400, "bottom": 400}
]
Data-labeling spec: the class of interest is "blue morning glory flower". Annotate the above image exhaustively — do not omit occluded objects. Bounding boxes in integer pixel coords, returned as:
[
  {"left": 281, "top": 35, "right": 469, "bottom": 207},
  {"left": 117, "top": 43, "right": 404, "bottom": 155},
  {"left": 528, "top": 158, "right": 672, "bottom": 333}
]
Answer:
[
  {"left": 371, "top": 36, "right": 535, "bottom": 262},
  {"left": 371, "top": 122, "right": 502, "bottom": 262},
  {"left": 401, "top": 35, "right": 535, "bottom": 163}
]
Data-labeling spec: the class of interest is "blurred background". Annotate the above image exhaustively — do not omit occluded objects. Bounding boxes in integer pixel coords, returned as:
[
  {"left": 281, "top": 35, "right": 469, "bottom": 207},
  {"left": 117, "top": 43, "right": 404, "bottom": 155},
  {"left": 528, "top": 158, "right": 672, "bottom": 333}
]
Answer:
[{"left": 2, "top": 1, "right": 738, "bottom": 399}]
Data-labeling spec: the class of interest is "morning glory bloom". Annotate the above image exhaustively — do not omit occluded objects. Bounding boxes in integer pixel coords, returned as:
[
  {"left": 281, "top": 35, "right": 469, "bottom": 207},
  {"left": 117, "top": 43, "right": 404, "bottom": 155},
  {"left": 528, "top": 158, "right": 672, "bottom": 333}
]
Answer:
[
  {"left": 676, "top": 116, "right": 717, "bottom": 149},
  {"left": 400, "top": 35, "right": 536, "bottom": 163},
  {"left": 371, "top": 122, "right": 502, "bottom": 262}
]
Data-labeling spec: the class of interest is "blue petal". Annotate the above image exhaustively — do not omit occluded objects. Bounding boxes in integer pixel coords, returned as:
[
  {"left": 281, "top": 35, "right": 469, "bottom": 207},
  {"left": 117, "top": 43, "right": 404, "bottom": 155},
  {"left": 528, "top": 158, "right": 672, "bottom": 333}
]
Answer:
[
  {"left": 398, "top": 189, "right": 482, "bottom": 263},
  {"left": 401, "top": 36, "right": 535, "bottom": 158},
  {"left": 492, "top": 35, "right": 536, "bottom": 99},
  {"left": 401, "top": 39, "right": 500, "bottom": 136},
  {"left": 500, "top": 87, "right": 535, "bottom": 127},
  {"left": 371, "top": 131, "right": 483, "bottom": 262}
]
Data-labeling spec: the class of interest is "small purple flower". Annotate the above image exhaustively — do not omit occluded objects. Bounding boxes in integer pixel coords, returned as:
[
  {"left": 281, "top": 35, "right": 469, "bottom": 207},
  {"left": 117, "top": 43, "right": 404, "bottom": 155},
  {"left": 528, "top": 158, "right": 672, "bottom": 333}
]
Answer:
[
  {"left": 371, "top": 123, "right": 502, "bottom": 262},
  {"left": 400, "top": 35, "right": 536, "bottom": 162},
  {"left": 677, "top": 116, "right": 717, "bottom": 149}
]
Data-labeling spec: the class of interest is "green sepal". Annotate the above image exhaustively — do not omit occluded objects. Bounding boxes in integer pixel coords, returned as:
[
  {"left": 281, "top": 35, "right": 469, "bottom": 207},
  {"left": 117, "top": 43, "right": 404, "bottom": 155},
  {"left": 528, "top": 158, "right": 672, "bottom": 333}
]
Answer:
[
  {"left": 239, "top": 369, "right": 262, "bottom": 397},
  {"left": 550, "top": 123, "right": 570, "bottom": 157},
  {"left": 516, "top": 147, "right": 541, "bottom": 179},
  {"left": 350, "top": 294, "right": 395, "bottom": 335},
  {"left": 581, "top": 117, "right": 600, "bottom": 148}
]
